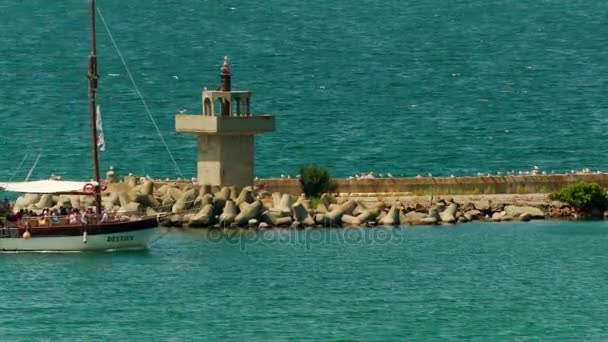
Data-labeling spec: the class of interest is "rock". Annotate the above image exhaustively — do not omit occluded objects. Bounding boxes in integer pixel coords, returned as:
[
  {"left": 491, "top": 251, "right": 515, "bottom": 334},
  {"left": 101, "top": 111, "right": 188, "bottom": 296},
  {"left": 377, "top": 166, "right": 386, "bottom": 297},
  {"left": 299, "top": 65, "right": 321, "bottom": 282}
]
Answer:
[
  {"left": 369, "top": 202, "right": 386, "bottom": 217},
  {"left": 124, "top": 175, "right": 137, "bottom": 188},
  {"left": 504, "top": 205, "right": 544, "bottom": 219},
  {"left": 189, "top": 204, "right": 214, "bottom": 228},
  {"left": 420, "top": 217, "right": 438, "bottom": 225},
  {"left": 356, "top": 210, "right": 373, "bottom": 223},
  {"left": 519, "top": 213, "right": 532, "bottom": 222},
  {"left": 146, "top": 207, "right": 158, "bottom": 216},
  {"left": 234, "top": 201, "right": 262, "bottom": 226},
  {"left": 328, "top": 203, "right": 340, "bottom": 211},
  {"left": 70, "top": 195, "right": 82, "bottom": 209},
  {"left": 118, "top": 191, "right": 131, "bottom": 207},
  {"left": 118, "top": 202, "right": 141, "bottom": 215},
  {"left": 320, "top": 193, "right": 337, "bottom": 207},
  {"left": 341, "top": 214, "right": 361, "bottom": 226},
  {"left": 272, "top": 192, "right": 282, "bottom": 208},
  {"left": 161, "top": 195, "right": 176, "bottom": 209},
  {"left": 276, "top": 216, "right": 293, "bottom": 226},
  {"left": 440, "top": 203, "right": 458, "bottom": 223},
  {"left": 235, "top": 187, "right": 255, "bottom": 205},
  {"left": 248, "top": 218, "right": 259, "bottom": 227},
  {"left": 228, "top": 186, "right": 238, "bottom": 201},
  {"left": 219, "top": 200, "right": 237, "bottom": 227},
  {"left": 258, "top": 222, "right": 270, "bottom": 229},
  {"left": 491, "top": 211, "right": 510, "bottom": 221},
  {"left": 172, "top": 188, "right": 196, "bottom": 213},
  {"left": 464, "top": 209, "right": 481, "bottom": 221},
  {"left": 141, "top": 180, "right": 154, "bottom": 195},
  {"left": 428, "top": 207, "right": 440, "bottom": 220},
  {"left": 278, "top": 194, "right": 293, "bottom": 215},
  {"left": 293, "top": 202, "right": 314, "bottom": 224},
  {"left": 35, "top": 194, "right": 53, "bottom": 209},
  {"left": 321, "top": 208, "right": 344, "bottom": 226},
  {"left": 474, "top": 199, "right": 491, "bottom": 212},
  {"left": 261, "top": 211, "right": 280, "bottom": 226},
  {"left": 458, "top": 216, "right": 468, "bottom": 223},
  {"left": 378, "top": 206, "right": 399, "bottom": 226},
  {"left": 316, "top": 203, "right": 329, "bottom": 214},
  {"left": 340, "top": 200, "right": 357, "bottom": 216},
  {"left": 403, "top": 211, "right": 428, "bottom": 225},
  {"left": 194, "top": 193, "right": 214, "bottom": 208},
  {"left": 164, "top": 214, "right": 184, "bottom": 227}
]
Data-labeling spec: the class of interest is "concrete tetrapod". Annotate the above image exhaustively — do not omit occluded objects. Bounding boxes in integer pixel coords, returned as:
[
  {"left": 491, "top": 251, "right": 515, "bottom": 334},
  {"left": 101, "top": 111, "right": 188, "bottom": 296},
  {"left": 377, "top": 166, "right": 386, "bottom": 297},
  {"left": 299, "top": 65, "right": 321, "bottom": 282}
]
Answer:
[
  {"left": 189, "top": 204, "right": 215, "bottom": 228},
  {"left": 293, "top": 202, "right": 315, "bottom": 227},
  {"left": 172, "top": 188, "right": 196, "bottom": 214},
  {"left": 440, "top": 203, "right": 458, "bottom": 223},
  {"left": 378, "top": 206, "right": 400, "bottom": 226},
  {"left": 219, "top": 200, "right": 237, "bottom": 227},
  {"left": 234, "top": 200, "right": 262, "bottom": 226}
]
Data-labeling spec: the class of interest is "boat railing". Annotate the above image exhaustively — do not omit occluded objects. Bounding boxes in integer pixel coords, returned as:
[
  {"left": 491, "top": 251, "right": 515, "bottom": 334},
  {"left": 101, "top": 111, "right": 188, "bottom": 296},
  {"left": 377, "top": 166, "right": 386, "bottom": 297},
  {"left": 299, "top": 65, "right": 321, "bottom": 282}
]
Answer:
[{"left": 2, "top": 211, "right": 155, "bottom": 229}]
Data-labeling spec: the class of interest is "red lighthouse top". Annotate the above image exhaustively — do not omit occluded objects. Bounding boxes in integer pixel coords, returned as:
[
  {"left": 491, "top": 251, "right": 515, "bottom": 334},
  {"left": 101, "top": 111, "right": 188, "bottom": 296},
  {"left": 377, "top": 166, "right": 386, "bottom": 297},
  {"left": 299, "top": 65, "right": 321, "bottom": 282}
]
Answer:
[{"left": 220, "top": 56, "right": 231, "bottom": 91}]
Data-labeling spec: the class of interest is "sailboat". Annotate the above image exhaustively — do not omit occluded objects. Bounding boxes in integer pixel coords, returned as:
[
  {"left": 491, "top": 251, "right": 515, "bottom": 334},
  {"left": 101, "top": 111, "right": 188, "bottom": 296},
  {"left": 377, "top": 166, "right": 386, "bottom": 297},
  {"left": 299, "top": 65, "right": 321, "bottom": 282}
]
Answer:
[{"left": 0, "top": 0, "right": 160, "bottom": 251}]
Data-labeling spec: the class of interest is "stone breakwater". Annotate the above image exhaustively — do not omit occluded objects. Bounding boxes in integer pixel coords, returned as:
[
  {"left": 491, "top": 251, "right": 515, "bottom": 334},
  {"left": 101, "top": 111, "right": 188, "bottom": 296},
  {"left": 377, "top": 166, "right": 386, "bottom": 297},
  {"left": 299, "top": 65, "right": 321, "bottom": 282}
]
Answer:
[
  {"left": 257, "top": 174, "right": 608, "bottom": 196},
  {"left": 8, "top": 175, "right": 585, "bottom": 228}
]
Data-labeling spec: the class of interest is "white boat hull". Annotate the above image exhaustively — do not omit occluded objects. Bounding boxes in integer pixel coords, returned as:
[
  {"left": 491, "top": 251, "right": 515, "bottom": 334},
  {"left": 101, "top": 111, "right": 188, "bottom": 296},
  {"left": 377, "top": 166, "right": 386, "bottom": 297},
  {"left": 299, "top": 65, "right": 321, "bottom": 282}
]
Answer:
[{"left": 0, "top": 227, "right": 157, "bottom": 252}]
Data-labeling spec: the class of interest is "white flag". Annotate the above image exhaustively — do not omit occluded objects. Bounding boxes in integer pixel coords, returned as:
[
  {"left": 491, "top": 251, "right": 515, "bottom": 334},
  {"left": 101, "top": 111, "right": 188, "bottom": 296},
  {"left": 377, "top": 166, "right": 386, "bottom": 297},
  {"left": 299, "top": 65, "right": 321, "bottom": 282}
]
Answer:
[{"left": 96, "top": 105, "right": 106, "bottom": 152}]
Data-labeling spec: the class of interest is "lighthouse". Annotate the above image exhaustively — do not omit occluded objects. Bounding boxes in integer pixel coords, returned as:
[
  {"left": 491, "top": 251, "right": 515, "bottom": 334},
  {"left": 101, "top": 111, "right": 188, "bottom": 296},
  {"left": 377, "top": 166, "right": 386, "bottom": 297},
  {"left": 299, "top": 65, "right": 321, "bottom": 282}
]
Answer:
[{"left": 175, "top": 57, "right": 275, "bottom": 188}]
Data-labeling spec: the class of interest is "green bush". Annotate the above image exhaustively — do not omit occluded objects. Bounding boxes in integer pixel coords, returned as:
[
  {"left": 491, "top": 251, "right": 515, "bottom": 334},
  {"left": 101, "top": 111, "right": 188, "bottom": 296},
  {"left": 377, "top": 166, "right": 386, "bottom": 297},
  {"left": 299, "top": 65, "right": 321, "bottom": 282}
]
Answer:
[
  {"left": 299, "top": 164, "right": 337, "bottom": 198},
  {"left": 549, "top": 181, "right": 608, "bottom": 212}
]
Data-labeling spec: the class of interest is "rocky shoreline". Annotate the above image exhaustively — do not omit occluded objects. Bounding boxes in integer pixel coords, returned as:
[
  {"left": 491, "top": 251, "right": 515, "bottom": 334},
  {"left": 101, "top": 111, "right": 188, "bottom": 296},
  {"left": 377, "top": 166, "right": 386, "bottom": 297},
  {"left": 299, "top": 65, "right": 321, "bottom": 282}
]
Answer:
[{"left": 8, "top": 175, "right": 588, "bottom": 228}]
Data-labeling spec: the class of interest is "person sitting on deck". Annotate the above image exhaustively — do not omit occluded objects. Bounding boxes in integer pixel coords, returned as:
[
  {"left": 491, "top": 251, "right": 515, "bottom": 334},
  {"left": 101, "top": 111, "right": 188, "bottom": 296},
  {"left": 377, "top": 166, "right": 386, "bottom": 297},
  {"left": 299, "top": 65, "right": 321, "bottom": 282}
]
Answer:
[
  {"left": 50, "top": 209, "right": 60, "bottom": 225},
  {"left": 69, "top": 209, "right": 79, "bottom": 224},
  {"left": 81, "top": 209, "right": 91, "bottom": 225},
  {"left": 99, "top": 209, "right": 108, "bottom": 224}
]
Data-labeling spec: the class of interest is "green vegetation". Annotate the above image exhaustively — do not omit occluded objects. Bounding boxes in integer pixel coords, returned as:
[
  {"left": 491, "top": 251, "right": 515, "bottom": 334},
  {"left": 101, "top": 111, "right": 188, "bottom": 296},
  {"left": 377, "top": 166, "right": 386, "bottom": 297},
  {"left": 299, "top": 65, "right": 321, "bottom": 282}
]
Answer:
[
  {"left": 549, "top": 181, "right": 608, "bottom": 212},
  {"left": 309, "top": 197, "right": 321, "bottom": 209},
  {"left": 299, "top": 164, "right": 337, "bottom": 198}
]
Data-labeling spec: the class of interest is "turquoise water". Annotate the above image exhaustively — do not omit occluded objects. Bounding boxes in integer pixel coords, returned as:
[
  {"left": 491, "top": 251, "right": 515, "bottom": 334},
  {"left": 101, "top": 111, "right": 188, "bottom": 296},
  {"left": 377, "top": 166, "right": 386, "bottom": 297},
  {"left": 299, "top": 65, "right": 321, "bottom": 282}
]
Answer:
[
  {"left": 2, "top": 1, "right": 608, "bottom": 340},
  {"left": 2, "top": 221, "right": 608, "bottom": 340},
  {"left": 1, "top": 0, "right": 608, "bottom": 179}
]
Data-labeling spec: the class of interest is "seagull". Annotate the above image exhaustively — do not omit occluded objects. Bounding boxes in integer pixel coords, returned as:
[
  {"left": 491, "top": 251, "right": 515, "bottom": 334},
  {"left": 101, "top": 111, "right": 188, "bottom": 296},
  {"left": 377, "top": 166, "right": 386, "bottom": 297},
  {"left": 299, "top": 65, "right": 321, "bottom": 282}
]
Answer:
[
  {"left": 387, "top": 173, "right": 393, "bottom": 178},
  {"left": 179, "top": 109, "right": 187, "bottom": 113},
  {"left": 427, "top": 173, "right": 433, "bottom": 177},
  {"left": 172, "top": 75, "right": 179, "bottom": 80}
]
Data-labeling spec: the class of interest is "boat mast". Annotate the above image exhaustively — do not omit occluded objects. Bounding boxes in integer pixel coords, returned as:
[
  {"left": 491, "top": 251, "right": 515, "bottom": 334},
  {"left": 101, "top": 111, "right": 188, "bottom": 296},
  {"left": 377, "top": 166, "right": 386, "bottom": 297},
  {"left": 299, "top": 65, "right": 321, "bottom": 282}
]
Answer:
[{"left": 87, "top": 0, "right": 102, "bottom": 214}]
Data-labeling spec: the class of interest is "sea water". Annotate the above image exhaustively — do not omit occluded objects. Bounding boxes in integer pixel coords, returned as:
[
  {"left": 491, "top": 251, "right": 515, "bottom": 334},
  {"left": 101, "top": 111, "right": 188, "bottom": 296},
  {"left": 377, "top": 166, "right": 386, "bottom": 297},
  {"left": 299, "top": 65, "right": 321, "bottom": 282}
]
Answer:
[
  {"left": 1, "top": 222, "right": 608, "bottom": 340},
  {"left": 1, "top": 1, "right": 608, "bottom": 340}
]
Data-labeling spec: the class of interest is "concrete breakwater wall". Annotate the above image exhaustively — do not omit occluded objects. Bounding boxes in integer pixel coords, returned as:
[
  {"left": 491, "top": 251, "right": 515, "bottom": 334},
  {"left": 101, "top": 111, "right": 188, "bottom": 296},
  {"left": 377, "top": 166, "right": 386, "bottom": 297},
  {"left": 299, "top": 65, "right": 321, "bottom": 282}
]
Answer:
[{"left": 256, "top": 174, "right": 608, "bottom": 196}]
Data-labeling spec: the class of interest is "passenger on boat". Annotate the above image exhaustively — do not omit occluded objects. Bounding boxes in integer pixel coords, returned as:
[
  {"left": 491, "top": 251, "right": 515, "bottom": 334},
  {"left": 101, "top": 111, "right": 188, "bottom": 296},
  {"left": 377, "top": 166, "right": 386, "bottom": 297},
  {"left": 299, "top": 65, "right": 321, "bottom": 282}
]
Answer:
[
  {"left": 81, "top": 209, "right": 91, "bottom": 225},
  {"left": 50, "top": 209, "right": 60, "bottom": 225},
  {"left": 69, "top": 209, "right": 79, "bottom": 224},
  {"left": 99, "top": 209, "right": 108, "bottom": 224}
]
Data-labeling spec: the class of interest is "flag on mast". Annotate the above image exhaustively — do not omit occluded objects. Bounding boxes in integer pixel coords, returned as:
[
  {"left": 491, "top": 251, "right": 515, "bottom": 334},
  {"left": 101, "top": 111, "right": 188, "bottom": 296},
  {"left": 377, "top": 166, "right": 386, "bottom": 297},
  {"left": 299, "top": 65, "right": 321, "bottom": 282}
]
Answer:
[{"left": 96, "top": 105, "right": 106, "bottom": 152}]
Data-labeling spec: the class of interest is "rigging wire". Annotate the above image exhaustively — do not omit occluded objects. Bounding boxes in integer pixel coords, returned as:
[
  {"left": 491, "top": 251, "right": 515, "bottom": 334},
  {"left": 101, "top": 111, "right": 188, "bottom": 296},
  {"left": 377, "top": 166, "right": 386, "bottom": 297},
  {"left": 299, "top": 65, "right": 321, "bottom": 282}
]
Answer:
[
  {"left": 9, "top": 154, "right": 29, "bottom": 181},
  {"left": 24, "top": 151, "right": 42, "bottom": 182},
  {"left": 96, "top": 7, "right": 185, "bottom": 178}
]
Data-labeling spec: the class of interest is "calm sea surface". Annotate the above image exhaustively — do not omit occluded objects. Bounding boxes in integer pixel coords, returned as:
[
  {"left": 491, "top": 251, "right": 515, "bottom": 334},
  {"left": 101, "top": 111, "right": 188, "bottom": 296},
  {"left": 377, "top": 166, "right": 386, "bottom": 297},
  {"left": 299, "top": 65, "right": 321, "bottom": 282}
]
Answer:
[
  {"left": 1, "top": 0, "right": 608, "bottom": 179},
  {"left": 2, "top": 1, "right": 608, "bottom": 340},
  {"left": 2, "top": 222, "right": 608, "bottom": 340}
]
